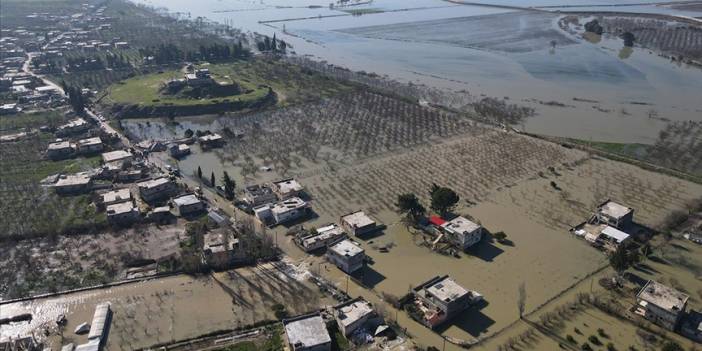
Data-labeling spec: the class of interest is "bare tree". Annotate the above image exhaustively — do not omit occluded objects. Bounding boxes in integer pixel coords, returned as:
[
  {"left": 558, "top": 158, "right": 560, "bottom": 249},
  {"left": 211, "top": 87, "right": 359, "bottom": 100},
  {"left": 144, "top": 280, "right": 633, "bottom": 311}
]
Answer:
[{"left": 518, "top": 282, "right": 527, "bottom": 318}]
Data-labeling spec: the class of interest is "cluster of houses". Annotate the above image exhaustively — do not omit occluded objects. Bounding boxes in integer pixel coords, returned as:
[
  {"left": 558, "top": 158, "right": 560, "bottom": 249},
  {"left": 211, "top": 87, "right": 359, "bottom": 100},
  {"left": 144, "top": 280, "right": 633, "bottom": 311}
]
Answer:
[
  {"left": 282, "top": 297, "right": 391, "bottom": 351},
  {"left": 243, "top": 178, "right": 311, "bottom": 226},
  {"left": 168, "top": 132, "right": 224, "bottom": 158},
  {"left": 166, "top": 68, "right": 216, "bottom": 90},
  {"left": 0, "top": 71, "right": 63, "bottom": 111},
  {"left": 571, "top": 200, "right": 635, "bottom": 252}
]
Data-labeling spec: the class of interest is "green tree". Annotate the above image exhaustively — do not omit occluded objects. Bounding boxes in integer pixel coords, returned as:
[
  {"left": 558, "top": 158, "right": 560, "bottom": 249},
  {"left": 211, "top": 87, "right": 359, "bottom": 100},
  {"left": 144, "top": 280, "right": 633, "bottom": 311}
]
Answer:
[
  {"left": 661, "top": 342, "right": 683, "bottom": 351},
  {"left": 396, "top": 193, "right": 425, "bottom": 224},
  {"left": 429, "top": 185, "right": 459, "bottom": 215},
  {"left": 197, "top": 166, "right": 202, "bottom": 179},
  {"left": 222, "top": 171, "right": 235, "bottom": 199},
  {"left": 210, "top": 171, "right": 216, "bottom": 187},
  {"left": 609, "top": 246, "right": 631, "bottom": 274}
]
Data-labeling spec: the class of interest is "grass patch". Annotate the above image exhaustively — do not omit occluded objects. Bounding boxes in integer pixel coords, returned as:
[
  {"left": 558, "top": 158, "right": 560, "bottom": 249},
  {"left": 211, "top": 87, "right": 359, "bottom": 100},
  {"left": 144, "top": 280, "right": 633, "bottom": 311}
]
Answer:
[
  {"left": 566, "top": 138, "right": 652, "bottom": 158},
  {"left": 341, "top": 8, "right": 385, "bottom": 15},
  {"left": 0, "top": 110, "right": 70, "bottom": 132}
]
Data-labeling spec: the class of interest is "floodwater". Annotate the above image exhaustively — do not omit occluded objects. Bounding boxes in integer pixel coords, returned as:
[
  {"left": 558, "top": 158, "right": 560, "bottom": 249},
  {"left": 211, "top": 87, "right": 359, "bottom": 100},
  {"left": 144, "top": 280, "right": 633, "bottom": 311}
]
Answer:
[{"left": 133, "top": 0, "right": 702, "bottom": 144}]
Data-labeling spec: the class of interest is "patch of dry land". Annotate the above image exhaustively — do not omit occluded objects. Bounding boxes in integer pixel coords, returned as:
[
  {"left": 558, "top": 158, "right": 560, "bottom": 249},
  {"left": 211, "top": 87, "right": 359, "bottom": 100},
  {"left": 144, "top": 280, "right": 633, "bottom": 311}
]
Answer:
[{"left": 0, "top": 263, "right": 332, "bottom": 350}]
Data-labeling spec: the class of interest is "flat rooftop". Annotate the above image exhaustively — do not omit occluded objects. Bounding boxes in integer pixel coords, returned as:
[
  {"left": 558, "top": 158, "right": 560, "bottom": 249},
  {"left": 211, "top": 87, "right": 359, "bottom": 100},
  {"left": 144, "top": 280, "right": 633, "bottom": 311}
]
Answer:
[
  {"left": 55, "top": 174, "right": 91, "bottom": 186},
  {"left": 138, "top": 177, "right": 171, "bottom": 189},
  {"left": 203, "top": 232, "right": 237, "bottom": 253},
  {"left": 273, "top": 178, "right": 303, "bottom": 194},
  {"left": 48, "top": 140, "right": 71, "bottom": 149},
  {"left": 302, "top": 224, "right": 345, "bottom": 247},
  {"left": 271, "top": 197, "right": 307, "bottom": 214},
  {"left": 329, "top": 239, "right": 364, "bottom": 258},
  {"left": 442, "top": 216, "right": 481, "bottom": 234},
  {"left": 245, "top": 184, "right": 274, "bottom": 196},
  {"left": 341, "top": 211, "right": 375, "bottom": 228},
  {"left": 335, "top": 298, "right": 374, "bottom": 329},
  {"left": 102, "top": 188, "right": 131, "bottom": 203},
  {"left": 601, "top": 225, "right": 630, "bottom": 244},
  {"left": 102, "top": 150, "right": 132, "bottom": 163},
  {"left": 78, "top": 137, "right": 102, "bottom": 146},
  {"left": 599, "top": 201, "right": 632, "bottom": 219},
  {"left": 106, "top": 201, "right": 136, "bottom": 215},
  {"left": 284, "top": 314, "right": 331, "bottom": 349},
  {"left": 637, "top": 280, "right": 689, "bottom": 313},
  {"left": 173, "top": 194, "right": 201, "bottom": 207},
  {"left": 425, "top": 276, "right": 469, "bottom": 303}
]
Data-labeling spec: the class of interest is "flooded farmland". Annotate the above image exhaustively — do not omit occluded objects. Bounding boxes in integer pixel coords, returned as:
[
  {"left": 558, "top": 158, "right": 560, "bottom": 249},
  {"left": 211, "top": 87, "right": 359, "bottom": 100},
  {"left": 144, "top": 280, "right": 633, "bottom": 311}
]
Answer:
[{"left": 134, "top": 0, "right": 702, "bottom": 144}]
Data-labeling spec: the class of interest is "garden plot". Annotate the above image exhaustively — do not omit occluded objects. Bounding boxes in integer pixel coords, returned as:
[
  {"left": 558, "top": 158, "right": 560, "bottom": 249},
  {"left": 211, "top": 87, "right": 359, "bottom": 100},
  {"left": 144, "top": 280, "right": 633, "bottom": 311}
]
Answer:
[{"left": 340, "top": 12, "right": 576, "bottom": 53}]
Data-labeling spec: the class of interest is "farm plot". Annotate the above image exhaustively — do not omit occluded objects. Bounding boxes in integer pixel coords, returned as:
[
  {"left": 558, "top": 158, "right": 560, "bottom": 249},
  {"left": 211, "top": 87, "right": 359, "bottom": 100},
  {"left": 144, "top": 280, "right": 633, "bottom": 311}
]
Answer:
[{"left": 299, "top": 130, "right": 583, "bottom": 219}]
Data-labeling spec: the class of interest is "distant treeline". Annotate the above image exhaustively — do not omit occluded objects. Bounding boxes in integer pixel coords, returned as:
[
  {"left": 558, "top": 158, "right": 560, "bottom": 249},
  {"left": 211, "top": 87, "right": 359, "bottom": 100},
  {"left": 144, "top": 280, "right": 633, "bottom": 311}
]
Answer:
[{"left": 138, "top": 42, "right": 251, "bottom": 65}]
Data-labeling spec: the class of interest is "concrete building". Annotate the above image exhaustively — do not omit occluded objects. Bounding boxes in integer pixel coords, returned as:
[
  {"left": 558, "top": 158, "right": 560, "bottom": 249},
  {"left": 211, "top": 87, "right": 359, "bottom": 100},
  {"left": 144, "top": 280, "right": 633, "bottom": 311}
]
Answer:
[
  {"left": 441, "top": 216, "right": 483, "bottom": 250},
  {"left": 413, "top": 275, "right": 482, "bottom": 328},
  {"left": 101, "top": 150, "right": 133, "bottom": 165},
  {"left": 596, "top": 200, "right": 634, "bottom": 229},
  {"left": 77, "top": 137, "right": 103, "bottom": 155},
  {"left": 254, "top": 197, "right": 309, "bottom": 225},
  {"left": 198, "top": 133, "right": 223, "bottom": 149},
  {"left": 326, "top": 239, "right": 365, "bottom": 274},
  {"left": 340, "top": 210, "right": 378, "bottom": 237},
  {"left": 635, "top": 280, "right": 689, "bottom": 331},
  {"left": 56, "top": 118, "right": 89, "bottom": 136},
  {"left": 334, "top": 297, "right": 380, "bottom": 337},
  {"left": 202, "top": 231, "right": 239, "bottom": 269},
  {"left": 102, "top": 188, "right": 131, "bottom": 206},
  {"left": 168, "top": 143, "right": 190, "bottom": 158},
  {"left": 47, "top": 139, "right": 75, "bottom": 160},
  {"left": 272, "top": 178, "right": 304, "bottom": 199},
  {"left": 106, "top": 201, "right": 140, "bottom": 225},
  {"left": 171, "top": 194, "right": 205, "bottom": 216},
  {"left": 138, "top": 177, "right": 177, "bottom": 203},
  {"left": 243, "top": 184, "right": 277, "bottom": 207},
  {"left": 74, "top": 302, "right": 111, "bottom": 351},
  {"left": 295, "top": 223, "right": 346, "bottom": 252},
  {"left": 54, "top": 174, "right": 92, "bottom": 194},
  {"left": 283, "top": 313, "right": 331, "bottom": 351}
]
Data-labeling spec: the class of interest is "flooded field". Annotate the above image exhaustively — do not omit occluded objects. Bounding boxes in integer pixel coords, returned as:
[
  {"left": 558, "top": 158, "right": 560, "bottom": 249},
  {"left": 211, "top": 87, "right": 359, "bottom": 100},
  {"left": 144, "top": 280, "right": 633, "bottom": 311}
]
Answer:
[
  {"left": 0, "top": 264, "right": 332, "bottom": 350},
  {"left": 134, "top": 0, "right": 702, "bottom": 144}
]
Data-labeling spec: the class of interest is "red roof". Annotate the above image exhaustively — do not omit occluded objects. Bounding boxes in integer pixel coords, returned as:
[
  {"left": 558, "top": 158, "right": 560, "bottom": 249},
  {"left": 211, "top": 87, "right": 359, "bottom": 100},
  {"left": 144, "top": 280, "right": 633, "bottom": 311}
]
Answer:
[{"left": 429, "top": 215, "right": 446, "bottom": 226}]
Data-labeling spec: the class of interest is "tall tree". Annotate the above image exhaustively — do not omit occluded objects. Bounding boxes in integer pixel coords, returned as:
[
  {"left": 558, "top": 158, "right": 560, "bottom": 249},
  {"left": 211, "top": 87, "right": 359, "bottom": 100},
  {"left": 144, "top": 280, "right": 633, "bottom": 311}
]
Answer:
[
  {"left": 197, "top": 166, "right": 202, "bottom": 179},
  {"left": 430, "top": 185, "right": 459, "bottom": 216},
  {"left": 210, "top": 171, "right": 216, "bottom": 187},
  {"left": 222, "top": 171, "right": 235, "bottom": 199},
  {"left": 396, "top": 193, "right": 425, "bottom": 224},
  {"left": 517, "top": 282, "right": 527, "bottom": 318}
]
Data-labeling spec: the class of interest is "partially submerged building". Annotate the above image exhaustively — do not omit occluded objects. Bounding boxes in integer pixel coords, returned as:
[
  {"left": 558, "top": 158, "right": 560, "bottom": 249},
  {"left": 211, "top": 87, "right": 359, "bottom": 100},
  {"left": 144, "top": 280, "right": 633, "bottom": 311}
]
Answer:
[
  {"left": 243, "top": 184, "right": 277, "bottom": 207},
  {"left": 254, "top": 197, "right": 309, "bottom": 225},
  {"left": 334, "top": 297, "right": 380, "bottom": 337},
  {"left": 595, "top": 200, "right": 634, "bottom": 229},
  {"left": 295, "top": 223, "right": 346, "bottom": 252},
  {"left": 411, "top": 275, "right": 482, "bottom": 329},
  {"left": 137, "top": 177, "right": 177, "bottom": 203},
  {"left": 283, "top": 313, "right": 331, "bottom": 351},
  {"left": 340, "top": 210, "right": 378, "bottom": 237},
  {"left": 171, "top": 194, "right": 205, "bottom": 216},
  {"left": 202, "top": 231, "right": 239, "bottom": 269},
  {"left": 441, "top": 216, "right": 483, "bottom": 250},
  {"left": 168, "top": 143, "right": 190, "bottom": 158},
  {"left": 198, "top": 133, "right": 223, "bottom": 149},
  {"left": 272, "top": 178, "right": 304, "bottom": 199},
  {"left": 635, "top": 280, "right": 689, "bottom": 331},
  {"left": 326, "top": 239, "right": 365, "bottom": 274}
]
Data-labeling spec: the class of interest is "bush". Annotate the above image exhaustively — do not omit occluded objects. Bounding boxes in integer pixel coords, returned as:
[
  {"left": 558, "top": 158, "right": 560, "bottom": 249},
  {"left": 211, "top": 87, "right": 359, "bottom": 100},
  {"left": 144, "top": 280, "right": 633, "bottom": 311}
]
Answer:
[
  {"left": 598, "top": 328, "right": 608, "bottom": 338},
  {"left": 661, "top": 342, "right": 684, "bottom": 351},
  {"left": 581, "top": 342, "right": 593, "bottom": 351},
  {"left": 566, "top": 335, "right": 577, "bottom": 344},
  {"left": 606, "top": 342, "right": 616, "bottom": 351},
  {"left": 588, "top": 335, "right": 601, "bottom": 345}
]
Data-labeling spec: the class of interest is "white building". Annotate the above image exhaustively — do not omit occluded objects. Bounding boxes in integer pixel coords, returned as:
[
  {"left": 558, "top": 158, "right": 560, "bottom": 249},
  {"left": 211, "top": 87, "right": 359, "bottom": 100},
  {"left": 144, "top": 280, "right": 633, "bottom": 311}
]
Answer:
[
  {"left": 413, "top": 275, "right": 482, "bottom": 329},
  {"left": 635, "top": 280, "right": 689, "bottom": 331},
  {"left": 272, "top": 178, "right": 304, "bottom": 199},
  {"left": 441, "top": 216, "right": 483, "bottom": 250},
  {"left": 326, "top": 239, "right": 365, "bottom": 274},
  {"left": 198, "top": 133, "right": 223, "bottom": 149},
  {"left": 102, "top": 188, "right": 131, "bottom": 206},
  {"left": 295, "top": 223, "right": 346, "bottom": 252},
  {"left": 254, "top": 197, "right": 309, "bottom": 225},
  {"left": 334, "top": 298, "right": 380, "bottom": 337},
  {"left": 171, "top": 194, "right": 205, "bottom": 216},
  {"left": 138, "top": 177, "right": 177, "bottom": 202},
  {"left": 340, "top": 210, "right": 378, "bottom": 237},
  {"left": 283, "top": 313, "right": 331, "bottom": 351},
  {"left": 596, "top": 200, "right": 634, "bottom": 229}
]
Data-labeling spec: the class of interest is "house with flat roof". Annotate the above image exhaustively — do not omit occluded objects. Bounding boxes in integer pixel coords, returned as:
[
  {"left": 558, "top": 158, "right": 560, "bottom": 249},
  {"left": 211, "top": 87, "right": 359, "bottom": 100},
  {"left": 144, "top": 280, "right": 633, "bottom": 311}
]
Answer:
[
  {"left": 198, "top": 133, "right": 223, "bottom": 149},
  {"left": 326, "top": 239, "right": 365, "bottom": 274},
  {"left": 168, "top": 143, "right": 190, "bottom": 158},
  {"left": 243, "top": 184, "right": 277, "bottom": 207},
  {"left": 340, "top": 210, "right": 378, "bottom": 237},
  {"left": 272, "top": 178, "right": 304, "bottom": 199},
  {"left": 77, "top": 137, "right": 103, "bottom": 155},
  {"left": 334, "top": 297, "right": 380, "bottom": 337},
  {"left": 295, "top": 223, "right": 346, "bottom": 252},
  {"left": 56, "top": 118, "right": 89, "bottom": 136},
  {"left": 101, "top": 150, "right": 133, "bottom": 165},
  {"left": 635, "top": 280, "right": 689, "bottom": 331},
  {"left": 596, "top": 200, "right": 634, "bottom": 229},
  {"left": 106, "top": 201, "right": 139, "bottom": 225},
  {"left": 202, "top": 231, "right": 239, "bottom": 269},
  {"left": 137, "top": 177, "right": 177, "bottom": 203},
  {"left": 283, "top": 313, "right": 331, "bottom": 351},
  {"left": 171, "top": 194, "right": 205, "bottom": 216},
  {"left": 441, "top": 216, "right": 483, "bottom": 250},
  {"left": 102, "top": 188, "right": 131, "bottom": 206},
  {"left": 47, "top": 139, "right": 75, "bottom": 160},
  {"left": 54, "top": 174, "right": 92, "bottom": 194},
  {"left": 411, "top": 275, "right": 482, "bottom": 329},
  {"left": 254, "top": 197, "right": 309, "bottom": 225},
  {"left": 579, "top": 224, "right": 631, "bottom": 252}
]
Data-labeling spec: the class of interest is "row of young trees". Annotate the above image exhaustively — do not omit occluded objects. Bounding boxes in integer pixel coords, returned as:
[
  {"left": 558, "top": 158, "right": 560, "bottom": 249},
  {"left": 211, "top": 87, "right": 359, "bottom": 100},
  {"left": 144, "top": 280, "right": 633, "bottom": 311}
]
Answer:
[
  {"left": 196, "top": 166, "right": 236, "bottom": 199},
  {"left": 257, "top": 33, "right": 286, "bottom": 54},
  {"left": 61, "top": 80, "right": 86, "bottom": 114}
]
